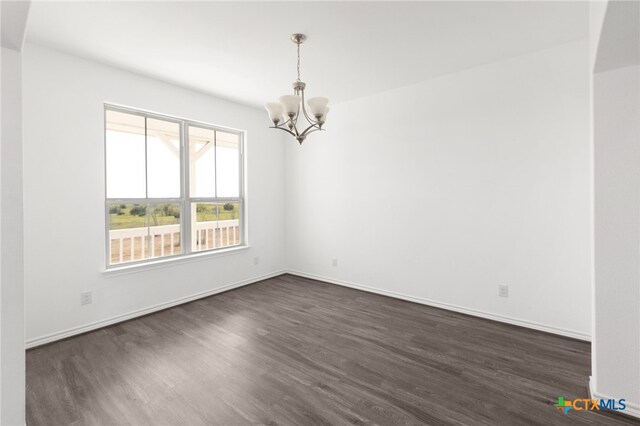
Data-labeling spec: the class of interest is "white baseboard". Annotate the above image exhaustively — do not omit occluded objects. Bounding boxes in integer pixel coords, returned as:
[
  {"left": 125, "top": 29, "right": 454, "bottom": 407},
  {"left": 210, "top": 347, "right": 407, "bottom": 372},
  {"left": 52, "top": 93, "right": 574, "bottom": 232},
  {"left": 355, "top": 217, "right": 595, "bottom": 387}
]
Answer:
[
  {"left": 287, "top": 270, "right": 591, "bottom": 342},
  {"left": 589, "top": 376, "right": 640, "bottom": 419},
  {"left": 25, "top": 270, "right": 287, "bottom": 349},
  {"left": 26, "top": 269, "right": 591, "bottom": 348}
]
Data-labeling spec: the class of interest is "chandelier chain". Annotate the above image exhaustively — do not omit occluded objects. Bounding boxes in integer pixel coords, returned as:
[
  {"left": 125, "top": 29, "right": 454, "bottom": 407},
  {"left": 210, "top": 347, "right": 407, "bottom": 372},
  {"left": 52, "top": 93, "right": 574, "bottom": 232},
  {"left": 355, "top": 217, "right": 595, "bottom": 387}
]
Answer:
[{"left": 296, "top": 42, "right": 301, "bottom": 82}]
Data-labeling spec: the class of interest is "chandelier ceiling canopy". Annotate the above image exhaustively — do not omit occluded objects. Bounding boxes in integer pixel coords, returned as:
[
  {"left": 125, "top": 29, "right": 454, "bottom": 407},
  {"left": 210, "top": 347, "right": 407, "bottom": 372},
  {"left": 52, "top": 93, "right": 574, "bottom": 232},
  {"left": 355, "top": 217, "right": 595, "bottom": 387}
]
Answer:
[{"left": 265, "top": 34, "right": 329, "bottom": 145}]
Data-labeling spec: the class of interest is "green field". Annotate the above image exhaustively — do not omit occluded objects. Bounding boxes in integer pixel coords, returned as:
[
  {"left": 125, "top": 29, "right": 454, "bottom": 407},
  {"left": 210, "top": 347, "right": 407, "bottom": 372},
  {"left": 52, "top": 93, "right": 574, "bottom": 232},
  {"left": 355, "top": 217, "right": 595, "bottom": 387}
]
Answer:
[{"left": 108, "top": 203, "right": 240, "bottom": 230}]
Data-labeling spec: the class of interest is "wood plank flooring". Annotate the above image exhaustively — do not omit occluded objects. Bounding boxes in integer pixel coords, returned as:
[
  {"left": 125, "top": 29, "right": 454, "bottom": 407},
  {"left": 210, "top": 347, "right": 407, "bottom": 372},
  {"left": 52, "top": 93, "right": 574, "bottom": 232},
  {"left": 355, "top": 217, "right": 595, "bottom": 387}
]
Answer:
[{"left": 27, "top": 274, "right": 639, "bottom": 425}]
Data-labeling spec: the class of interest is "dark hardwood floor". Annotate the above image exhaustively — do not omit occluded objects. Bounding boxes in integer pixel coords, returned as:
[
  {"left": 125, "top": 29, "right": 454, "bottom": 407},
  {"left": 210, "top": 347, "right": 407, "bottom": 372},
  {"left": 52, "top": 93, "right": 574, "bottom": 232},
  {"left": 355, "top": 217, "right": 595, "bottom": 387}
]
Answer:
[{"left": 27, "top": 274, "right": 638, "bottom": 425}]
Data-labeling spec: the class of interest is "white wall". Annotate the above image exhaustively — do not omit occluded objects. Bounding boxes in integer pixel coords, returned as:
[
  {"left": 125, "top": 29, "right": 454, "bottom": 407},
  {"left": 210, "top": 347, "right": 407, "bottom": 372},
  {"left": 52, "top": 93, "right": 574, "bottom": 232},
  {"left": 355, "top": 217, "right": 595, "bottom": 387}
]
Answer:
[
  {"left": 591, "top": 0, "right": 640, "bottom": 417},
  {"left": 1, "top": 45, "right": 26, "bottom": 426},
  {"left": 22, "top": 44, "right": 286, "bottom": 345},
  {"left": 286, "top": 39, "right": 591, "bottom": 339},
  {"left": 593, "top": 63, "right": 640, "bottom": 414}
]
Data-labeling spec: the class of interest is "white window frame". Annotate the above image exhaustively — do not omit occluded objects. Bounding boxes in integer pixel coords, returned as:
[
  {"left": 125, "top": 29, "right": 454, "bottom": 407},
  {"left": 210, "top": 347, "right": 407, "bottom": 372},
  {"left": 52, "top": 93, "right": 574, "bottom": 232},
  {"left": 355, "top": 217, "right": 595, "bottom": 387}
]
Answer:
[{"left": 104, "top": 104, "right": 245, "bottom": 269}]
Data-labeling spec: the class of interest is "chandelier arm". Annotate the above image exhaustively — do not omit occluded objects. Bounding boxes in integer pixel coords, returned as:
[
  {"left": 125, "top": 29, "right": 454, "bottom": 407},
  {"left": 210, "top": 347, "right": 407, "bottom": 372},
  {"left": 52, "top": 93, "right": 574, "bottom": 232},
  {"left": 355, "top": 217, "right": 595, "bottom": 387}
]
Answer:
[
  {"left": 299, "top": 123, "right": 322, "bottom": 138},
  {"left": 299, "top": 88, "right": 320, "bottom": 125},
  {"left": 293, "top": 104, "right": 300, "bottom": 128},
  {"left": 276, "top": 115, "right": 300, "bottom": 136},
  {"left": 270, "top": 125, "right": 299, "bottom": 138},
  {"left": 278, "top": 116, "right": 294, "bottom": 128},
  {"left": 289, "top": 112, "right": 301, "bottom": 136}
]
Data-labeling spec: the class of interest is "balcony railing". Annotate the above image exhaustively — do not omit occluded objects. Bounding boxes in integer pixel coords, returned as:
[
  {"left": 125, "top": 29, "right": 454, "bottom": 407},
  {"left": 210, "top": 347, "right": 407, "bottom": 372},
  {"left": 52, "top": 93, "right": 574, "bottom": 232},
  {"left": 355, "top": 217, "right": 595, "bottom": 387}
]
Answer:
[{"left": 109, "top": 219, "right": 240, "bottom": 265}]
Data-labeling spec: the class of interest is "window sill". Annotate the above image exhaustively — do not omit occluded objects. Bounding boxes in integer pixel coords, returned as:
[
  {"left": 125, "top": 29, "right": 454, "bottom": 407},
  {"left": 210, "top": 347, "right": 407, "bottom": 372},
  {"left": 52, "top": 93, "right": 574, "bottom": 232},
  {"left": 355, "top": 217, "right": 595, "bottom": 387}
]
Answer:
[{"left": 102, "top": 245, "right": 250, "bottom": 278}]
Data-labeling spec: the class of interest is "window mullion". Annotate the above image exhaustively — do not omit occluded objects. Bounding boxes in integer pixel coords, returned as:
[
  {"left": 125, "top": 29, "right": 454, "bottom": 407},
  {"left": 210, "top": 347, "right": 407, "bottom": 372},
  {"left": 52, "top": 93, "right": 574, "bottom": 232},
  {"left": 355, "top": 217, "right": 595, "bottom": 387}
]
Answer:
[
  {"left": 144, "top": 117, "right": 151, "bottom": 258},
  {"left": 214, "top": 129, "right": 218, "bottom": 200},
  {"left": 182, "top": 121, "right": 191, "bottom": 256}
]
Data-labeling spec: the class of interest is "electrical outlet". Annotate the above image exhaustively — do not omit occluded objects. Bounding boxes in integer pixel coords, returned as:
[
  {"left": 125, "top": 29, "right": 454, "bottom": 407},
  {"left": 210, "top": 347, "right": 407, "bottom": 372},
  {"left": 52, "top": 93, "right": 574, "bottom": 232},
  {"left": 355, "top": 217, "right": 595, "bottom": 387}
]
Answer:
[
  {"left": 332, "top": 258, "right": 338, "bottom": 267},
  {"left": 498, "top": 285, "right": 509, "bottom": 298},
  {"left": 253, "top": 256, "right": 260, "bottom": 265},
  {"left": 81, "top": 291, "right": 92, "bottom": 305}
]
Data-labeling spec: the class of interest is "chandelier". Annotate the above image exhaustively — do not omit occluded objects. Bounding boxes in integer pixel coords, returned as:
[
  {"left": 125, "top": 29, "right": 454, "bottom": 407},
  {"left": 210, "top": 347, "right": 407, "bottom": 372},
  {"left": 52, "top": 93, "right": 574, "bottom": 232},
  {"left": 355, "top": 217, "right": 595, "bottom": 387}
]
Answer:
[{"left": 265, "top": 34, "right": 329, "bottom": 145}]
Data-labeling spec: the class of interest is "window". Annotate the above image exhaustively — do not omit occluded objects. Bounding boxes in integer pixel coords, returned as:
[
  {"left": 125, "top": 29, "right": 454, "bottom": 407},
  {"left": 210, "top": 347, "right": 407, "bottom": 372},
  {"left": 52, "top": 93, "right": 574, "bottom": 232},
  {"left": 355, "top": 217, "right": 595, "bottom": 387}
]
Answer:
[{"left": 105, "top": 106, "right": 244, "bottom": 267}]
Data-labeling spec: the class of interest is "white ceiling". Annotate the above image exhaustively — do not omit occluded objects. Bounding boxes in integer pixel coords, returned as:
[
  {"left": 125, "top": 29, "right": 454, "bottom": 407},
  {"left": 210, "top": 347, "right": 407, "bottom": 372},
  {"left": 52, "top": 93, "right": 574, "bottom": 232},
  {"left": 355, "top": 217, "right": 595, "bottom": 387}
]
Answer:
[{"left": 25, "top": 1, "right": 588, "bottom": 108}]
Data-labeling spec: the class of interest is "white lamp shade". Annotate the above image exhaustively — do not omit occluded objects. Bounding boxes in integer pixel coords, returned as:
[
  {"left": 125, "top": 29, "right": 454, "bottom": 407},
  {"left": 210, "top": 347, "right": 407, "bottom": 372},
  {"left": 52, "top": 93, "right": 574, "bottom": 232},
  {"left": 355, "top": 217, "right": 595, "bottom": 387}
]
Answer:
[
  {"left": 319, "top": 106, "right": 330, "bottom": 123},
  {"left": 265, "top": 103, "right": 284, "bottom": 122},
  {"left": 307, "top": 97, "right": 329, "bottom": 116},
  {"left": 279, "top": 95, "right": 301, "bottom": 116}
]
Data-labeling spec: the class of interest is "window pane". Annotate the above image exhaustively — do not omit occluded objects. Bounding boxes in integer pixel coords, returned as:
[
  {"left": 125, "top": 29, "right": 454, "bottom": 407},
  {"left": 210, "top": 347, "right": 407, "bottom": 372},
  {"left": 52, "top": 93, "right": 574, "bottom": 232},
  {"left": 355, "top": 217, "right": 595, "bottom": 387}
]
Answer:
[
  {"left": 217, "top": 201, "right": 241, "bottom": 248},
  {"left": 216, "top": 132, "right": 240, "bottom": 197},
  {"left": 191, "top": 202, "right": 241, "bottom": 252},
  {"left": 147, "top": 118, "right": 181, "bottom": 198},
  {"left": 106, "top": 111, "right": 146, "bottom": 198},
  {"left": 107, "top": 202, "right": 181, "bottom": 266},
  {"left": 108, "top": 203, "right": 149, "bottom": 265},
  {"left": 189, "top": 126, "right": 216, "bottom": 197},
  {"left": 148, "top": 203, "right": 182, "bottom": 259},
  {"left": 192, "top": 202, "right": 217, "bottom": 252}
]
